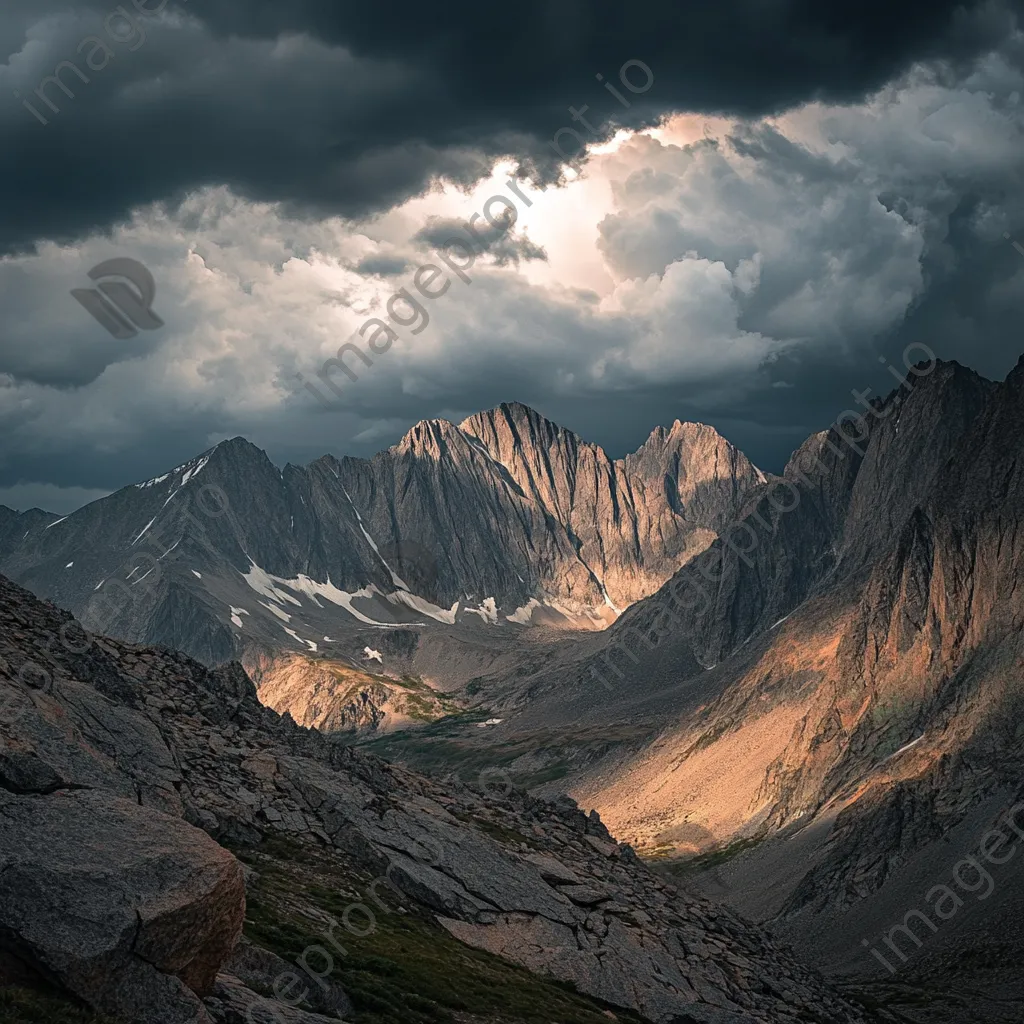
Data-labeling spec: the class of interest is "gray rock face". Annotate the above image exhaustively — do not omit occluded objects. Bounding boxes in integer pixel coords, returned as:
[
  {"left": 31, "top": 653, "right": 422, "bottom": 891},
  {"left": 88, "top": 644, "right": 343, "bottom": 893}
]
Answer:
[
  {"left": 222, "top": 938, "right": 352, "bottom": 1019},
  {"left": 0, "top": 573, "right": 871, "bottom": 1024},
  {"left": 0, "top": 788, "right": 244, "bottom": 1024},
  {"left": 0, "top": 403, "right": 764, "bottom": 665}
]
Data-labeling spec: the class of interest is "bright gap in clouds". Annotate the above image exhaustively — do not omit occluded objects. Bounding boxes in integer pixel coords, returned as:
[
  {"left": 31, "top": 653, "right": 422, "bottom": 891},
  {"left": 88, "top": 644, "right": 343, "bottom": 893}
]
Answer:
[{"left": 366, "top": 113, "right": 769, "bottom": 299}]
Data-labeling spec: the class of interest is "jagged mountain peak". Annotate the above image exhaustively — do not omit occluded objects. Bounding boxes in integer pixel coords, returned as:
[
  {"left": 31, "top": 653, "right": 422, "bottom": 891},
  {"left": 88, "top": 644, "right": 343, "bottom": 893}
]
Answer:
[
  {"left": 128, "top": 435, "right": 274, "bottom": 491},
  {"left": 393, "top": 416, "right": 469, "bottom": 458},
  {"left": 1010, "top": 349, "right": 1024, "bottom": 381},
  {"left": 632, "top": 417, "right": 740, "bottom": 455},
  {"left": 459, "top": 400, "right": 587, "bottom": 451},
  {"left": 202, "top": 434, "right": 277, "bottom": 468},
  {"left": 209, "top": 434, "right": 266, "bottom": 455},
  {"left": 0, "top": 504, "right": 55, "bottom": 518},
  {"left": 623, "top": 417, "right": 767, "bottom": 527}
]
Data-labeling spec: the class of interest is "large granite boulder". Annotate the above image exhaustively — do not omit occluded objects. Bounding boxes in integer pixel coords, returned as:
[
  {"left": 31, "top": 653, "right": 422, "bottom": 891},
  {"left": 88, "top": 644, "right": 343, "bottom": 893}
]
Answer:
[{"left": 0, "top": 788, "right": 245, "bottom": 1024}]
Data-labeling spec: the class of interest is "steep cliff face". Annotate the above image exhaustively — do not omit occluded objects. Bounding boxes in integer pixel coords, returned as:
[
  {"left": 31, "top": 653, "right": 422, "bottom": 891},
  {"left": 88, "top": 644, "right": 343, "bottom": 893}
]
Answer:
[
  {"left": 0, "top": 403, "right": 765, "bottom": 665},
  {"left": 758, "top": 358, "right": 1024, "bottom": 899}
]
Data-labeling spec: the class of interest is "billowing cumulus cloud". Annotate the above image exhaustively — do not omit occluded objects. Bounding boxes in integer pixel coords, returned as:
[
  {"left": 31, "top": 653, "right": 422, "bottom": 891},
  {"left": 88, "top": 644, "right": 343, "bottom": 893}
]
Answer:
[{"left": 1, "top": 12, "right": 1023, "bottom": 512}]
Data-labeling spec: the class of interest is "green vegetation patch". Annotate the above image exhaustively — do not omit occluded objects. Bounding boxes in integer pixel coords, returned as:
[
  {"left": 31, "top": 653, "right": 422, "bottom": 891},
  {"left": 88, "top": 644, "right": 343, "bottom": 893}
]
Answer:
[
  {"left": 237, "top": 839, "right": 643, "bottom": 1024},
  {"left": 650, "top": 834, "right": 767, "bottom": 876}
]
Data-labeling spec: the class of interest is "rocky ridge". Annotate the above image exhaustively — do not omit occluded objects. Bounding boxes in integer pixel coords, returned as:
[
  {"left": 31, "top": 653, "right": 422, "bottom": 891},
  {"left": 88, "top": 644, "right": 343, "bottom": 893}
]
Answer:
[
  {"left": 0, "top": 403, "right": 764, "bottom": 667},
  {"left": 0, "top": 572, "right": 875, "bottom": 1024}
]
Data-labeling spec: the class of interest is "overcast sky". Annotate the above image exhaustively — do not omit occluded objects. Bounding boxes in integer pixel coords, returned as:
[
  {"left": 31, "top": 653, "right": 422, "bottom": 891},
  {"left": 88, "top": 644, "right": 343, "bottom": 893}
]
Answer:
[{"left": 2, "top": 0, "right": 1024, "bottom": 512}]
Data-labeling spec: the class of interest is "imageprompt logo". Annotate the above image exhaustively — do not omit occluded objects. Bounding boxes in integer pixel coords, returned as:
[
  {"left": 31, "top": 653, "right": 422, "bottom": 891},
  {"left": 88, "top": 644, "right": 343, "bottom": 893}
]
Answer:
[{"left": 71, "top": 258, "right": 164, "bottom": 339}]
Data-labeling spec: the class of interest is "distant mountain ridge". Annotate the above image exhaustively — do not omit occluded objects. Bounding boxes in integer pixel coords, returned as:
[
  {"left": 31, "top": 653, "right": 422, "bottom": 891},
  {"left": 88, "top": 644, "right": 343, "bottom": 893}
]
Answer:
[{"left": 0, "top": 401, "right": 765, "bottom": 665}]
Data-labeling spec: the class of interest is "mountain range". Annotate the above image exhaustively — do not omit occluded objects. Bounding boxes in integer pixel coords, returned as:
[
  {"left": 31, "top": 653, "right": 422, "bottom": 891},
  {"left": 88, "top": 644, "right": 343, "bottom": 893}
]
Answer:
[
  {"left": 0, "top": 402, "right": 765, "bottom": 667},
  {"left": 5, "top": 356, "right": 1024, "bottom": 1021}
]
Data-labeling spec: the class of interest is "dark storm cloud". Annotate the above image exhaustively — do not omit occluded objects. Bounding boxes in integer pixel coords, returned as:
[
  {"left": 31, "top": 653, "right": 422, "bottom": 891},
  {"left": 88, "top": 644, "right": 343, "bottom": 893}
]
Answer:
[
  {"left": 2, "top": 0, "right": 1022, "bottom": 253},
  {"left": 353, "top": 254, "right": 411, "bottom": 277},
  {"left": 413, "top": 216, "right": 548, "bottom": 267}
]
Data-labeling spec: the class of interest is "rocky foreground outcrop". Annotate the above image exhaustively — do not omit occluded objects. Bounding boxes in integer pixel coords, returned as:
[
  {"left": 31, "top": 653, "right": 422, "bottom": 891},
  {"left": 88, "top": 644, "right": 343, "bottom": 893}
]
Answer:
[
  {"left": 0, "top": 573, "right": 874, "bottom": 1024},
  {"left": 0, "top": 789, "right": 244, "bottom": 1024}
]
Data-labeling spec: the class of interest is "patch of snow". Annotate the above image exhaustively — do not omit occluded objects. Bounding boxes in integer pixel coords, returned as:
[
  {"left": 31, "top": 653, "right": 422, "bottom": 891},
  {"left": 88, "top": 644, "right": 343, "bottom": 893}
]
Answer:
[
  {"left": 385, "top": 589, "right": 458, "bottom": 624},
  {"left": 191, "top": 570, "right": 202, "bottom": 579},
  {"left": 463, "top": 434, "right": 507, "bottom": 473},
  {"left": 882, "top": 735, "right": 926, "bottom": 764},
  {"left": 180, "top": 455, "right": 210, "bottom": 487},
  {"left": 770, "top": 613, "right": 792, "bottom": 630},
  {"left": 158, "top": 539, "right": 180, "bottom": 559},
  {"left": 506, "top": 598, "right": 541, "bottom": 624},
  {"left": 132, "top": 567, "right": 154, "bottom": 586},
  {"left": 65, "top": 561, "right": 74, "bottom": 569},
  {"left": 131, "top": 517, "right": 156, "bottom": 545},
  {"left": 465, "top": 597, "right": 498, "bottom": 624},
  {"left": 476, "top": 718, "right": 503, "bottom": 728},
  {"left": 323, "top": 636, "right": 334, "bottom": 642},
  {"left": 135, "top": 472, "right": 170, "bottom": 489},
  {"left": 339, "top": 483, "right": 408, "bottom": 590},
  {"left": 241, "top": 560, "right": 395, "bottom": 626},
  {"left": 363, "top": 647, "right": 383, "bottom": 664},
  {"left": 93, "top": 579, "right": 106, "bottom": 590},
  {"left": 282, "top": 626, "right": 318, "bottom": 652},
  {"left": 230, "top": 606, "right": 250, "bottom": 629},
  {"left": 258, "top": 600, "right": 292, "bottom": 623},
  {"left": 598, "top": 581, "right": 621, "bottom": 614},
  {"left": 242, "top": 561, "right": 304, "bottom": 607},
  {"left": 45, "top": 516, "right": 68, "bottom": 530}
]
